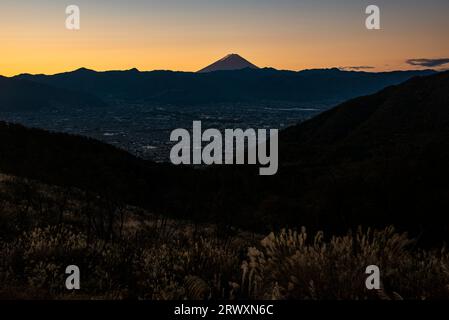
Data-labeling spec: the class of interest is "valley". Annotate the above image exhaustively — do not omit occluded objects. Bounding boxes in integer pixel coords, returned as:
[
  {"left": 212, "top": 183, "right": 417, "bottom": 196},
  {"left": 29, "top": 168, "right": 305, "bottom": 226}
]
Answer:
[{"left": 0, "top": 102, "right": 323, "bottom": 162}]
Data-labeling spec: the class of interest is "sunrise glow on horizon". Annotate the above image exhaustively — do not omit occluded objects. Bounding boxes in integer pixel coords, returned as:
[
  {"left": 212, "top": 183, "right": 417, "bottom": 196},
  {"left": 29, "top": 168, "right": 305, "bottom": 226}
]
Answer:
[{"left": 1, "top": 0, "right": 449, "bottom": 76}]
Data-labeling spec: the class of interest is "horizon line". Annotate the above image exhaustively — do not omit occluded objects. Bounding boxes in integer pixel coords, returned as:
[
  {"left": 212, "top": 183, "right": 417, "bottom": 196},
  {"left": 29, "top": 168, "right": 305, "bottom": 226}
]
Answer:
[{"left": 3, "top": 66, "right": 439, "bottom": 78}]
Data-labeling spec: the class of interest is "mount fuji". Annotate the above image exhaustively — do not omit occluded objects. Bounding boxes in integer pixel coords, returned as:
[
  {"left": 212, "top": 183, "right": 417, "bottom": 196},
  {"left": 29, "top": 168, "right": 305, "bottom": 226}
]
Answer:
[{"left": 198, "top": 54, "right": 259, "bottom": 73}]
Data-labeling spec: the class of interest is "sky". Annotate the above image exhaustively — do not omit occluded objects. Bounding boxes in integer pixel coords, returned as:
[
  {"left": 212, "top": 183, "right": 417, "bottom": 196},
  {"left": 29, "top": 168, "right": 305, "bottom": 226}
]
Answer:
[{"left": 1, "top": 0, "right": 448, "bottom": 76}]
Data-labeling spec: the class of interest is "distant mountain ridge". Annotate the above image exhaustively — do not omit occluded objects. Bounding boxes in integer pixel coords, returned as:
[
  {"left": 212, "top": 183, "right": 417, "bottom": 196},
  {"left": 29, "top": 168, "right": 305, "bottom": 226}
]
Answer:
[
  {"left": 14, "top": 68, "right": 436, "bottom": 107},
  {"left": 0, "top": 76, "right": 106, "bottom": 111}
]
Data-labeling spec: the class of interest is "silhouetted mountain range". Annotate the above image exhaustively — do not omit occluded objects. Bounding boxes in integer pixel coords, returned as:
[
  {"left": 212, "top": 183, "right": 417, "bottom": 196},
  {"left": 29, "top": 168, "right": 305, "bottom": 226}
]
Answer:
[
  {"left": 15, "top": 68, "right": 435, "bottom": 107},
  {"left": 272, "top": 71, "right": 449, "bottom": 238},
  {"left": 0, "top": 76, "right": 106, "bottom": 111},
  {"left": 0, "top": 71, "right": 448, "bottom": 244}
]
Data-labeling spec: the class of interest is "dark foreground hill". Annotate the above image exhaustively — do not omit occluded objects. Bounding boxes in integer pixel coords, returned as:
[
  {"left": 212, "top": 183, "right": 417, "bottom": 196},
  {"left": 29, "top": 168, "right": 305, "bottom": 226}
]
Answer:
[
  {"left": 0, "top": 122, "right": 195, "bottom": 215},
  {"left": 0, "top": 76, "right": 106, "bottom": 111},
  {"left": 273, "top": 71, "right": 449, "bottom": 240},
  {"left": 16, "top": 68, "right": 434, "bottom": 106},
  {"left": 0, "top": 71, "right": 448, "bottom": 244}
]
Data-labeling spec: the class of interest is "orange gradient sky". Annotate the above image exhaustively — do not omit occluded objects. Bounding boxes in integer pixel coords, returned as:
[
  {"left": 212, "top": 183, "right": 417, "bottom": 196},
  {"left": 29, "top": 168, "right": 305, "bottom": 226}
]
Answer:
[{"left": 1, "top": 0, "right": 449, "bottom": 76}]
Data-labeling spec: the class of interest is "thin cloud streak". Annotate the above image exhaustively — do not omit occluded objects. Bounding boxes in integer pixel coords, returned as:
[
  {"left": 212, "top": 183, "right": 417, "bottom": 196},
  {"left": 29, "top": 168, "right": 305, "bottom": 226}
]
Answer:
[{"left": 406, "top": 58, "right": 449, "bottom": 68}]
